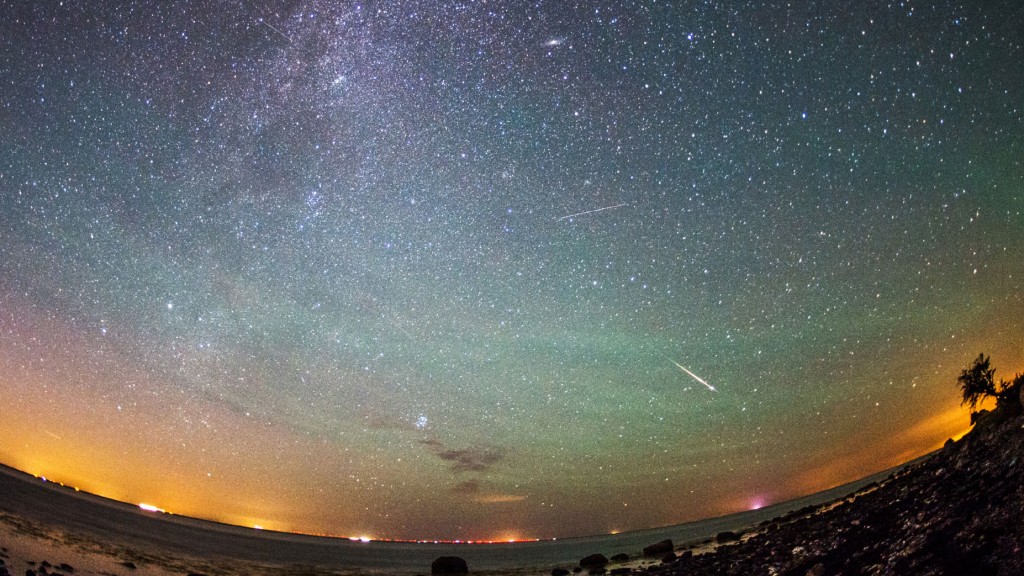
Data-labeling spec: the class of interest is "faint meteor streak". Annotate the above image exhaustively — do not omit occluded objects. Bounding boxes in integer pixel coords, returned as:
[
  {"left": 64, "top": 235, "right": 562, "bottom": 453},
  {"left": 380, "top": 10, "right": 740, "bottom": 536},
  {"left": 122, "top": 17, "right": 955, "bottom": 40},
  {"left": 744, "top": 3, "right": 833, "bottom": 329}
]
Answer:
[
  {"left": 557, "top": 203, "right": 628, "bottom": 221},
  {"left": 662, "top": 354, "right": 717, "bottom": 392},
  {"left": 45, "top": 431, "right": 62, "bottom": 440},
  {"left": 258, "top": 18, "right": 292, "bottom": 43}
]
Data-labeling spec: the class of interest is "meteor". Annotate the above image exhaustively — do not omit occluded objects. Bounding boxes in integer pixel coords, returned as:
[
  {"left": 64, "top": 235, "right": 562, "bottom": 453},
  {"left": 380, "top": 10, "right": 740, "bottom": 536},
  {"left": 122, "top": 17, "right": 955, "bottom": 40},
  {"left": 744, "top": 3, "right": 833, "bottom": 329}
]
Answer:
[
  {"left": 557, "top": 203, "right": 628, "bottom": 221},
  {"left": 258, "top": 18, "right": 292, "bottom": 44},
  {"left": 662, "top": 354, "right": 716, "bottom": 392}
]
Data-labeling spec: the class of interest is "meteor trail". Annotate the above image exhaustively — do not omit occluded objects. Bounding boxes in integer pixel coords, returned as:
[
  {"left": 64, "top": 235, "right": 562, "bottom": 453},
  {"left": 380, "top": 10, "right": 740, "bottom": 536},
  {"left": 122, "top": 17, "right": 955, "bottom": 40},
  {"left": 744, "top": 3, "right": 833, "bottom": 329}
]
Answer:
[
  {"left": 258, "top": 18, "right": 293, "bottom": 43},
  {"left": 557, "top": 203, "right": 628, "bottom": 221},
  {"left": 662, "top": 354, "right": 717, "bottom": 392}
]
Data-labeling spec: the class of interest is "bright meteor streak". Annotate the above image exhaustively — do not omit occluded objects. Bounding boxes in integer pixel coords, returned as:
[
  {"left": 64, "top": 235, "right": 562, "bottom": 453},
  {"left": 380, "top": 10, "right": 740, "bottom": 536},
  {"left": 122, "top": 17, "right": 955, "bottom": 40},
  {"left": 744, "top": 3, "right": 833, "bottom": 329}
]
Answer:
[
  {"left": 663, "top": 354, "right": 717, "bottom": 392},
  {"left": 557, "top": 203, "right": 628, "bottom": 221}
]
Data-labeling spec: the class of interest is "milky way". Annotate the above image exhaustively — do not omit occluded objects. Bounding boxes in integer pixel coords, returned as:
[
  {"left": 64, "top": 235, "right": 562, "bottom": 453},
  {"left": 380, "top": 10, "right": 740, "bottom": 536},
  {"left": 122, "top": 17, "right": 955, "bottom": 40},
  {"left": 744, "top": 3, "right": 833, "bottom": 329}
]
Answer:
[{"left": 1, "top": 1, "right": 1022, "bottom": 540}]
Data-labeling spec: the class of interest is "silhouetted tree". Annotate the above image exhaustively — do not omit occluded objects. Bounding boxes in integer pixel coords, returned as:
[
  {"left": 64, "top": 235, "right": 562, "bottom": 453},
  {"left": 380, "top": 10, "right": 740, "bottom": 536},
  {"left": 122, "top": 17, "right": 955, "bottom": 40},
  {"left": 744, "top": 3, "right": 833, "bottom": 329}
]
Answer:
[
  {"left": 958, "top": 353, "right": 997, "bottom": 412},
  {"left": 957, "top": 353, "right": 1024, "bottom": 415}
]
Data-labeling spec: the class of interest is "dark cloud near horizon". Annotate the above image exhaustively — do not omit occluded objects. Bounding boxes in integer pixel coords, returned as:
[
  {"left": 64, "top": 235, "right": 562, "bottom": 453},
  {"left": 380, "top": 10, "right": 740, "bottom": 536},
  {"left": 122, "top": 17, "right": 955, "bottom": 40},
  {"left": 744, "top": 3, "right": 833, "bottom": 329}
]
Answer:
[
  {"left": 437, "top": 446, "right": 507, "bottom": 473},
  {"left": 418, "top": 437, "right": 509, "bottom": 474}
]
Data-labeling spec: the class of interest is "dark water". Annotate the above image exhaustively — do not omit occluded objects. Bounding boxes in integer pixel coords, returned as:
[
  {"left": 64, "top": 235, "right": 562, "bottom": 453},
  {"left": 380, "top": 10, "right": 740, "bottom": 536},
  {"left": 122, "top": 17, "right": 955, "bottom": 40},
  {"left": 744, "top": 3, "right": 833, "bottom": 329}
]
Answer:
[{"left": 0, "top": 461, "right": 914, "bottom": 575}]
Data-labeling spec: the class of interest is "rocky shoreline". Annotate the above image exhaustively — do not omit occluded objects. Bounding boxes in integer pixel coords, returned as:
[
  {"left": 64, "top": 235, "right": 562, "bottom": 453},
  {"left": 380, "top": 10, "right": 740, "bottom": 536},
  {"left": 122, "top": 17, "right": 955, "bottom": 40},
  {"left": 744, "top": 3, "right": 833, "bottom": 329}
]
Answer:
[{"left": 559, "top": 408, "right": 1023, "bottom": 576}]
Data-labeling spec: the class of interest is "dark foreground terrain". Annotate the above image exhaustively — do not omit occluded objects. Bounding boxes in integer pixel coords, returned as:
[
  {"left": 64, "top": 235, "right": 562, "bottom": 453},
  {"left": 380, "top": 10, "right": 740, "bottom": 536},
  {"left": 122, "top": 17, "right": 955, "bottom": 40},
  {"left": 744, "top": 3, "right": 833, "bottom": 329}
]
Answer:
[{"left": 589, "top": 408, "right": 1022, "bottom": 576}]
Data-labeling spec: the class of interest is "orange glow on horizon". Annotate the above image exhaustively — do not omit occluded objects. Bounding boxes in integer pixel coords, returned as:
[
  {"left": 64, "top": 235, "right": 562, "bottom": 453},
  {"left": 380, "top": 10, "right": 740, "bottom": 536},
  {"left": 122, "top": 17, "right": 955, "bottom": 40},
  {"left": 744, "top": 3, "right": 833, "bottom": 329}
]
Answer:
[
  {"left": 790, "top": 403, "right": 972, "bottom": 498},
  {"left": 2, "top": 400, "right": 977, "bottom": 543}
]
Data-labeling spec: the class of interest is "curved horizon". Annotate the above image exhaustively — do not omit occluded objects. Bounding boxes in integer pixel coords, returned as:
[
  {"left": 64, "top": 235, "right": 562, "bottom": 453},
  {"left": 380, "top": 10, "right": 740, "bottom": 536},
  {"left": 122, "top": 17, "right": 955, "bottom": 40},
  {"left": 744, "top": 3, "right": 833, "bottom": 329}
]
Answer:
[
  {"left": 2, "top": 0, "right": 1022, "bottom": 541},
  {"left": 0, "top": 457, "right": 909, "bottom": 549}
]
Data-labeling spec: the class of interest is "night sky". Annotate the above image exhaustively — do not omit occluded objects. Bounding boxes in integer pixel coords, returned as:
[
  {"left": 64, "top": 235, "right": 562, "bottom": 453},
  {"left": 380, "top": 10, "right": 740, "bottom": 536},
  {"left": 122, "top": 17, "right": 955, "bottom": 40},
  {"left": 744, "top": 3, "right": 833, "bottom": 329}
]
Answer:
[{"left": 1, "top": 1, "right": 1022, "bottom": 541}]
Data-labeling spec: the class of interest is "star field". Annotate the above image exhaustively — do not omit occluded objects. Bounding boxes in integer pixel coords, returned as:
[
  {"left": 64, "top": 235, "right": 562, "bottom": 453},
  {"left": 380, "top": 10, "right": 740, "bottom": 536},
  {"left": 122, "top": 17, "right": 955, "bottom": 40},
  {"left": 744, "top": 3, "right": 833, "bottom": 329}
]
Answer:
[{"left": 1, "top": 0, "right": 1022, "bottom": 540}]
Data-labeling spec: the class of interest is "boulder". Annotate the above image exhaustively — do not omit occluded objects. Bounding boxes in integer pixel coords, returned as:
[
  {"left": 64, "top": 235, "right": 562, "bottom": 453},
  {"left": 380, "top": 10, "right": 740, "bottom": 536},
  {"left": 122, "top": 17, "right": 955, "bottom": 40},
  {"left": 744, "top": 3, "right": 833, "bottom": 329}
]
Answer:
[
  {"left": 716, "top": 530, "right": 740, "bottom": 544},
  {"left": 551, "top": 569, "right": 571, "bottom": 576},
  {"left": 431, "top": 556, "right": 468, "bottom": 575},
  {"left": 971, "top": 409, "right": 992, "bottom": 427},
  {"left": 609, "top": 553, "right": 629, "bottom": 562},
  {"left": 579, "top": 554, "right": 608, "bottom": 569},
  {"left": 643, "top": 539, "right": 673, "bottom": 556}
]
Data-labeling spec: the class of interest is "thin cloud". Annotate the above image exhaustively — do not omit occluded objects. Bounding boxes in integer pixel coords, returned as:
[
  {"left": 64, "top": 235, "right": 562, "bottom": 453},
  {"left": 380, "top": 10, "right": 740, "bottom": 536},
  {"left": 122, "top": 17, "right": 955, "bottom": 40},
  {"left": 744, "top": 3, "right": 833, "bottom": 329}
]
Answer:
[
  {"left": 452, "top": 480, "right": 480, "bottom": 495},
  {"left": 451, "top": 480, "right": 526, "bottom": 504},
  {"left": 472, "top": 493, "right": 527, "bottom": 504}
]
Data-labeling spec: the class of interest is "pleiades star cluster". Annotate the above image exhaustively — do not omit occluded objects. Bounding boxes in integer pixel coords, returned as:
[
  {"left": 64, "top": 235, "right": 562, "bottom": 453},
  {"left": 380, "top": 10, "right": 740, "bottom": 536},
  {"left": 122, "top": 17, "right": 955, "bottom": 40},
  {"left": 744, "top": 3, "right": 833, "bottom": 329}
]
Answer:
[{"left": 1, "top": 0, "right": 1022, "bottom": 540}]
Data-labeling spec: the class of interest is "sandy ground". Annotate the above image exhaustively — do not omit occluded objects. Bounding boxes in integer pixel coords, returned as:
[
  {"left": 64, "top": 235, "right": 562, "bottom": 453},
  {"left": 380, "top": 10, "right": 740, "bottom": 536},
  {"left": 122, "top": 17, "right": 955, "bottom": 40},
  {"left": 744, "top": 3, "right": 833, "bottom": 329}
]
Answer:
[
  {"left": 0, "top": 503, "right": 579, "bottom": 576},
  {"left": 0, "top": 510, "right": 376, "bottom": 576}
]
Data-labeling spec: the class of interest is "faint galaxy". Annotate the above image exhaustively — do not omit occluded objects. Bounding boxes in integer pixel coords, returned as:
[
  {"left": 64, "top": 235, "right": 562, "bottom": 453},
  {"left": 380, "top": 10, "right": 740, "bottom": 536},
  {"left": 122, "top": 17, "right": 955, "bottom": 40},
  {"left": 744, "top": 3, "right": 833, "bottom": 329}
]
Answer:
[{"left": 1, "top": 1, "right": 1023, "bottom": 540}]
